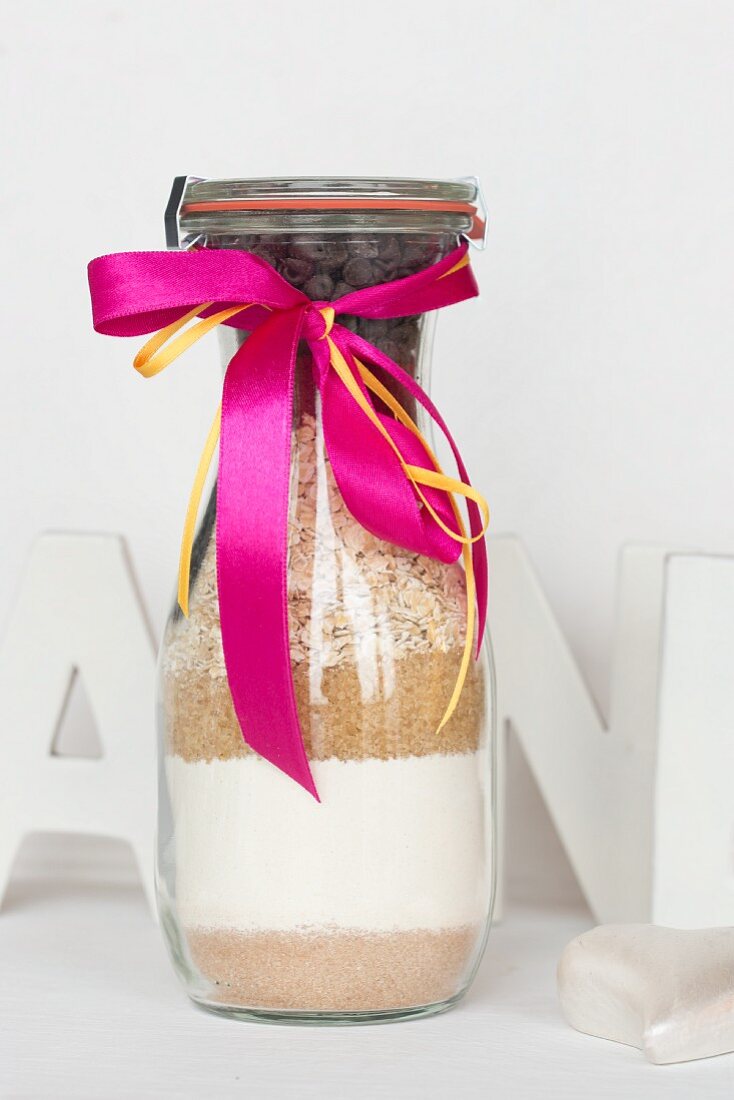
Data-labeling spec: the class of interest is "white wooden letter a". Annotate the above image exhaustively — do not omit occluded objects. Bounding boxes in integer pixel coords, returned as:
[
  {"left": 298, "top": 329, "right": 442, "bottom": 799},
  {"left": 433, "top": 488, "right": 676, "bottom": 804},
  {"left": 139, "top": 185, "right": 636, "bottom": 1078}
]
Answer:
[{"left": 0, "top": 534, "right": 157, "bottom": 913}]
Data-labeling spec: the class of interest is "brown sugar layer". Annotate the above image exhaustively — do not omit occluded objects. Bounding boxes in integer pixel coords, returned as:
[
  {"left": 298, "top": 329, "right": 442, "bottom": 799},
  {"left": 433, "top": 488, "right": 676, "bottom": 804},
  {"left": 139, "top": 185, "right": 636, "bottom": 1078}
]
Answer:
[
  {"left": 187, "top": 925, "right": 479, "bottom": 1013},
  {"left": 163, "top": 644, "right": 483, "bottom": 763}
]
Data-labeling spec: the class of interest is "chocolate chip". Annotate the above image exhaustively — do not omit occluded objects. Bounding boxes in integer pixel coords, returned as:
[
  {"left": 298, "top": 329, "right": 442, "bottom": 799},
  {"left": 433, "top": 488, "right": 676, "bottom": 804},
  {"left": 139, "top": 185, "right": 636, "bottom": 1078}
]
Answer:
[
  {"left": 367, "top": 318, "right": 389, "bottom": 338},
  {"left": 342, "top": 258, "right": 374, "bottom": 287},
  {"left": 282, "top": 257, "right": 314, "bottom": 285},
  {"left": 304, "top": 273, "right": 335, "bottom": 300},
  {"left": 321, "top": 243, "right": 349, "bottom": 270},
  {"left": 372, "top": 259, "right": 399, "bottom": 280},
  {"left": 402, "top": 242, "right": 434, "bottom": 267},
  {"left": 254, "top": 247, "right": 281, "bottom": 269},
  {"left": 350, "top": 240, "right": 379, "bottom": 259},
  {"left": 378, "top": 338, "right": 401, "bottom": 363},
  {"left": 292, "top": 241, "right": 351, "bottom": 271},
  {"left": 378, "top": 237, "right": 402, "bottom": 263},
  {"left": 291, "top": 240, "right": 332, "bottom": 263},
  {"left": 391, "top": 321, "right": 419, "bottom": 346},
  {"left": 251, "top": 239, "right": 287, "bottom": 261}
]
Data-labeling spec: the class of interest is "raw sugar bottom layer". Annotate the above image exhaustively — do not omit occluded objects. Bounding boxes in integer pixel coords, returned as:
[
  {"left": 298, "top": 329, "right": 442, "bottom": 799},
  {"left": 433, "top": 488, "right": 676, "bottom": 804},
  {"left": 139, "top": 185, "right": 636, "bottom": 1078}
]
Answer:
[{"left": 187, "top": 925, "right": 480, "bottom": 1013}]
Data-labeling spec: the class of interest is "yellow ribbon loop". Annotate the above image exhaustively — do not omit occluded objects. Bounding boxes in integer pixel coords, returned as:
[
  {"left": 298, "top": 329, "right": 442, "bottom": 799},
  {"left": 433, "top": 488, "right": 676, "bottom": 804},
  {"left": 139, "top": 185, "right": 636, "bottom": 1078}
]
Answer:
[{"left": 133, "top": 304, "right": 251, "bottom": 378}]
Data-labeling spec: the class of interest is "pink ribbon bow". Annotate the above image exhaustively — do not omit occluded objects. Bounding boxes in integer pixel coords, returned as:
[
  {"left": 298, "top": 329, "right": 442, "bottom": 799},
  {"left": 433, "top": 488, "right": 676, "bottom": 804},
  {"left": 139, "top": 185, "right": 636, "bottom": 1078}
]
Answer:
[{"left": 88, "top": 242, "right": 487, "bottom": 799}]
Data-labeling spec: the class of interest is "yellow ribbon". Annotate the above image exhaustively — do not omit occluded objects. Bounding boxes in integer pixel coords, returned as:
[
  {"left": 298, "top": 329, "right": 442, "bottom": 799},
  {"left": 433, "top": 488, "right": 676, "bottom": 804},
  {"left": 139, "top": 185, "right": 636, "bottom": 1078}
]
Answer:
[{"left": 132, "top": 299, "right": 489, "bottom": 734}]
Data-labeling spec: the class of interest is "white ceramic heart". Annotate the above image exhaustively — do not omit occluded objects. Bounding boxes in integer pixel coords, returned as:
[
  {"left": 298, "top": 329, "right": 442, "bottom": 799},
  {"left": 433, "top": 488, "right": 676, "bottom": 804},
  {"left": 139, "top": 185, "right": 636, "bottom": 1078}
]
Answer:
[{"left": 558, "top": 924, "right": 734, "bottom": 1064}]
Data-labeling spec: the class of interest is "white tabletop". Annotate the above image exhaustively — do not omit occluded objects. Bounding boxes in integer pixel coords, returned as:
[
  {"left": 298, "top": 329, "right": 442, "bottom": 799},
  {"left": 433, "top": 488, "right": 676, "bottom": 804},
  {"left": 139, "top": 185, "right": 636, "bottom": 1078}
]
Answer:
[{"left": 2, "top": 838, "right": 733, "bottom": 1099}]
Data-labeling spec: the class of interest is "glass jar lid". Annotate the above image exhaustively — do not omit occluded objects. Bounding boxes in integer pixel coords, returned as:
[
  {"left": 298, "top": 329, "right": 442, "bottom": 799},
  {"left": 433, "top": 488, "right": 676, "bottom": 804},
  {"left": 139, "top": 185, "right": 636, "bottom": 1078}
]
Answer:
[{"left": 167, "top": 175, "right": 487, "bottom": 247}]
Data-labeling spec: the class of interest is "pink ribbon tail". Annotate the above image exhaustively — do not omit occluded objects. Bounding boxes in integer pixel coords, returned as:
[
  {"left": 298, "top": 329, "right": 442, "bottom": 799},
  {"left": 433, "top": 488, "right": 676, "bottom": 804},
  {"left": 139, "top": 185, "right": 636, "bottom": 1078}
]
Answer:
[{"left": 218, "top": 307, "right": 318, "bottom": 799}]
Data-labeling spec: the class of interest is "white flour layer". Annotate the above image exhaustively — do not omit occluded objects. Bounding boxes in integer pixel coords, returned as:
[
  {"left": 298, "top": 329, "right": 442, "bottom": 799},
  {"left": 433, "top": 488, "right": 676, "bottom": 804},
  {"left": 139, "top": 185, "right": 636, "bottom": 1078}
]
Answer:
[{"left": 164, "top": 752, "right": 490, "bottom": 933}]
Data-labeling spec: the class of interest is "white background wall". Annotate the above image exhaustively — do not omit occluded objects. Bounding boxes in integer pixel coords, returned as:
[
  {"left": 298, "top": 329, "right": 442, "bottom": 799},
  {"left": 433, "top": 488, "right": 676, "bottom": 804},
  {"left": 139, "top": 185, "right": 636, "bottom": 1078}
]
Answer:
[{"left": 1, "top": 0, "right": 732, "bottom": 903}]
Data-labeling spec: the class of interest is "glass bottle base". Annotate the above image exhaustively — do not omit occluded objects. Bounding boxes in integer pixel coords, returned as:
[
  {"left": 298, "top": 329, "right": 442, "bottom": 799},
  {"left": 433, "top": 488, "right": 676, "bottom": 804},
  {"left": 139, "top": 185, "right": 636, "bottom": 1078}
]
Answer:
[{"left": 191, "top": 991, "right": 465, "bottom": 1027}]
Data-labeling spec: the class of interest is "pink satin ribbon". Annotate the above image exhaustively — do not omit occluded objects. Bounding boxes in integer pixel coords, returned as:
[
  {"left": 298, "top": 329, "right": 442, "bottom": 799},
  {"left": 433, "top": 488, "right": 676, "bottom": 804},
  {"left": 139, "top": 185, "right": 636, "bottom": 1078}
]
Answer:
[{"left": 88, "top": 242, "right": 487, "bottom": 799}]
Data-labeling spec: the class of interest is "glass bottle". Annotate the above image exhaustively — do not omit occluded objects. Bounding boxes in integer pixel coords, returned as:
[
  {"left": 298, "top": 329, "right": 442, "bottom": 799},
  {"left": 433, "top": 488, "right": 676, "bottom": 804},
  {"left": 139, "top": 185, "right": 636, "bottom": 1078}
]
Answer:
[{"left": 156, "top": 177, "right": 496, "bottom": 1023}]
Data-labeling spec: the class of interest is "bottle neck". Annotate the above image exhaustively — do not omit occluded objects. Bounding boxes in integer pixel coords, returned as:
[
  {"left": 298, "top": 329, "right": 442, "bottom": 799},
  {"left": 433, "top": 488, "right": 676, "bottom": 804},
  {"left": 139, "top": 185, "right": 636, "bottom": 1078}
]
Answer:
[{"left": 212, "top": 230, "right": 453, "bottom": 433}]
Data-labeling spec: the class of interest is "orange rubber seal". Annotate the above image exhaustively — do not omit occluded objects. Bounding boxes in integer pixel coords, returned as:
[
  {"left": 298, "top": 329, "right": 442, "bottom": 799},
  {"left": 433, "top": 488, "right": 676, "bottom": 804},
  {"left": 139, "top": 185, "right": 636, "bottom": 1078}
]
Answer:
[{"left": 182, "top": 197, "right": 485, "bottom": 240}]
